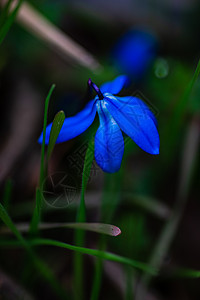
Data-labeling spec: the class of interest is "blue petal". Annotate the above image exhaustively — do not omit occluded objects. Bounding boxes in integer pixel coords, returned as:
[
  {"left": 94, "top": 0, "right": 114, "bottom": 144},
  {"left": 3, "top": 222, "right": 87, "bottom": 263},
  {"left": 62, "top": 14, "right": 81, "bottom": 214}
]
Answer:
[
  {"left": 104, "top": 94, "right": 159, "bottom": 154},
  {"left": 38, "top": 100, "right": 96, "bottom": 144},
  {"left": 100, "top": 75, "right": 130, "bottom": 95},
  {"left": 115, "top": 95, "right": 158, "bottom": 127},
  {"left": 95, "top": 100, "right": 124, "bottom": 173}
]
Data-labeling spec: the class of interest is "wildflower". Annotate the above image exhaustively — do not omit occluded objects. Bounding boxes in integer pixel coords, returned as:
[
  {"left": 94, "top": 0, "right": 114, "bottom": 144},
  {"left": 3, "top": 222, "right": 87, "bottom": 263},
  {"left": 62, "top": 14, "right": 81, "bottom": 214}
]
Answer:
[
  {"left": 38, "top": 75, "right": 159, "bottom": 173},
  {"left": 112, "top": 29, "right": 158, "bottom": 80}
]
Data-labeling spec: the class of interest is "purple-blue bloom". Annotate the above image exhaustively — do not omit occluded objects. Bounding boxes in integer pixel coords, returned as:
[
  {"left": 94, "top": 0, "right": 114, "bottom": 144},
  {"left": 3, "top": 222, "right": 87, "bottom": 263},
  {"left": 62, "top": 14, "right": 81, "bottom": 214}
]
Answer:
[
  {"left": 38, "top": 75, "right": 159, "bottom": 173},
  {"left": 112, "top": 29, "right": 158, "bottom": 80}
]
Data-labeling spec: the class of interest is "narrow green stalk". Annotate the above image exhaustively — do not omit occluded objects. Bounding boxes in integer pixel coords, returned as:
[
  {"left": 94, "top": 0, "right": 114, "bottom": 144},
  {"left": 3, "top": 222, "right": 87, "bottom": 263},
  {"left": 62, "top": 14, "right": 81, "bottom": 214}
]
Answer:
[
  {"left": 0, "top": 238, "right": 157, "bottom": 274},
  {"left": 0, "top": 0, "right": 13, "bottom": 28},
  {"left": 29, "top": 188, "right": 42, "bottom": 235},
  {"left": 172, "top": 268, "right": 200, "bottom": 278},
  {"left": 0, "top": 0, "right": 23, "bottom": 45},
  {"left": 90, "top": 257, "right": 103, "bottom": 300},
  {"left": 90, "top": 237, "right": 105, "bottom": 300},
  {"left": 125, "top": 266, "right": 133, "bottom": 300},
  {"left": 39, "top": 84, "right": 56, "bottom": 189},
  {"left": 74, "top": 138, "right": 94, "bottom": 300},
  {"left": 136, "top": 115, "right": 200, "bottom": 300},
  {"left": 29, "top": 84, "right": 55, "bottom": 235},
  {"left": 0, "top": 203, "right": 68, "bottom": 300},
  {"left": 90, "top": 171, "right": 122, "bottom": 300},
  {"left": 164, "top": 58, "right": 200, "bottom": 162}
]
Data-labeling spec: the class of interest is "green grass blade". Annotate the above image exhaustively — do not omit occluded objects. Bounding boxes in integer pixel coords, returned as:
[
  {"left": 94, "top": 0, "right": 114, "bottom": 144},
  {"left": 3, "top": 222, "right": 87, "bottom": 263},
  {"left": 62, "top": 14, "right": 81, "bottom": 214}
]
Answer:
[
  {"left": 0, "top": 203, "right": 69, "bottom": 299},
  {"left": 39, "top": 84, "right": 56, "bottom": 189},
  {"left": 136, "top": 115, "right": 200, "bottom": 300},
  {"left": 0, "top": 0, "right": 13, "bottom": 28},
  {"left": 0, "top": 238, "right": 157, "bottom": 275},
  {"left": 29, "top": 84, "right": 55, "bottom": 235},
  {"left": 91, "top": 170, "right": 123, "bottom": 300},
  {"left": 90, "top": 236, "right": 105, "bottom": 300},
  {"left": 90, "top": 256, "right": 103, "bottom": 300},
  {"left": 47, "top": 110, "right": 65, "bottom": 161},
  {"left": 172, "top": 268, "right": 200, "bottom": 278},
  {"left": 1, "top": 222, "right": 121, "bottom": 236},
  {"left": 165, "top": 59, "right": 200, "bottom": 160},
  {"left": 74, "top": 137, "right": 95, "bottom": 300},
  {"left": 0, "top": 202, "right": 24, "bottom": 244},
  {"left": 29, "top": 187, "right": 42, "bottom": 235},
  {"left": 0, "top": 0, "right": 23, "bottom": 45},
  {"left": 125, "top": 266, "right": 133, "bottom": 300},
  {"left": 172, "top": 58, "right": 200, "bottom": 129}
]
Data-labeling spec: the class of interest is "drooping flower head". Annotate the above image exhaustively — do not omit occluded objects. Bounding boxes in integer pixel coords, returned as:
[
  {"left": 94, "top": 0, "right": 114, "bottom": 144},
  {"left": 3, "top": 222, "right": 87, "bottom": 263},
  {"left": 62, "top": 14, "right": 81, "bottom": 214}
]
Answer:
[
  {"left": 39, "top": 75, "right": 159, "bottom": 173},
  {"left": 112, "top": 29, "right": 158, "bottom": 79}
]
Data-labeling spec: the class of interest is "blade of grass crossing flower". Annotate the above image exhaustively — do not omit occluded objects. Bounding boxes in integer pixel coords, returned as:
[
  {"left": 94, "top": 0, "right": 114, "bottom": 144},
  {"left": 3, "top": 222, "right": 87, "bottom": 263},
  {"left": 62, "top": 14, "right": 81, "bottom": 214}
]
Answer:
[
  {"left": 0, "top": 203, "right": 68, "bottom": 300},
  {"left": 0, "top": 0, "right": 23, "bottom": 45},
  {"left": 47, "top": 110, "right": 65, "bottom": 161},
  {"left": 29, "top": 84, "right": 55, "bottom": 235},
  {"left": 0, "top": 238, "right": 157, "bottom": 274},
  {"left": 74, "top": 138, "right": 94, "bottom": 300}
]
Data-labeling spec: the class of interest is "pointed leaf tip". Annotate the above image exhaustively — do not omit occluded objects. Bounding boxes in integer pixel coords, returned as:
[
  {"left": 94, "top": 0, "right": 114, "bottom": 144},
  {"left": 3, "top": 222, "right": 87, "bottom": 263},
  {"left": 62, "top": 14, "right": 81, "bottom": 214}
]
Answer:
[
  {"left": 111, "top": 225, "right": 121, "bottom": 236},
  {"left": 47, "top": 110, "right": 65, "bottom": 160}
]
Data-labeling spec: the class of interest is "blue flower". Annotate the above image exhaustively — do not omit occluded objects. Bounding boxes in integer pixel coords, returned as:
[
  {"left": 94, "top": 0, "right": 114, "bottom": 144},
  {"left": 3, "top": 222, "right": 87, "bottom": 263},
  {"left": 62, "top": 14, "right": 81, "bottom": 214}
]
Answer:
[
  {"left": 38, "top": 75, "right": 159, "bottom": 173},
  {"left": 111, "top": 29, "right": 158, "bottom": 80}
]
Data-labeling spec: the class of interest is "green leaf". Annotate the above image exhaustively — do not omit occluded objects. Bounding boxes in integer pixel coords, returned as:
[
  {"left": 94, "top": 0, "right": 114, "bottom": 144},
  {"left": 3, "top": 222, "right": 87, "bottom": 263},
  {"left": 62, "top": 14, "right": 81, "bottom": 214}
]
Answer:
[
  {"left": 0, "top": 203, "right": 68, "bottom": 299},
  {"left": 0, "top": 0, "right": 13, "bottom": 28},
  {"left": 173, "top": 268, "right": 200, "bottom": 278},
  {"left": 0, "top": 0, "right": 23, "bottom": 45},
  {"left": 47, "top": 110, "right": 65, "bottom": 161},
  {"left": 29, "top": 84, "right": 55, "bottom": 235},
  {"left": 74, "top": 137, "right": 95, "bottom": 300},
  {"left": 0, "top": 237, "right": 157, "bottom": 275},
  {"left": 39, "top": 84, "right": 56, "bottom": 189},
  {"left": 1, "top": 222, "right": 121, "bottom": 237},
  {"left": 165, "top": 58, "right": 200, "bottom": 161}
]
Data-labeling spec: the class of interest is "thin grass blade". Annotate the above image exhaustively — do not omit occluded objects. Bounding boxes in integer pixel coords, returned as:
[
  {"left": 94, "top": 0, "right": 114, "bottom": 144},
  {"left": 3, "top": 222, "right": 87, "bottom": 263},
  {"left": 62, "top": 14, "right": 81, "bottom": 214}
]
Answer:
[
  {"left": 0, "top": 0, "right": 23, "bottom": 45},
  {"left": 74, "top": 137, "right": 95, "bottom": 300},
  {"left": 29, "top": 84, "right": 55, "bottom": 234},
  {"left": 165, "top": 58, "right": 200, "bottom": 160},
  {"left": 1, "top": 222, "right": 121, "bottom": 236},
  {"left": 0, "top": 237, "right": 157, "bottom": 275},
  {"left": 0, "top": 203, "right": 68, "bottom": 299},
  {"left": 0, "top": 0, "right": 13, "bottom": 28}
]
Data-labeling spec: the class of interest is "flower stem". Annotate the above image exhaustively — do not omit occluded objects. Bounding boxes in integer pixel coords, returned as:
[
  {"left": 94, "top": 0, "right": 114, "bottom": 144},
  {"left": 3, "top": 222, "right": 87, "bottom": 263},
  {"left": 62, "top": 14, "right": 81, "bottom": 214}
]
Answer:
[{"left": 74, "top": 138, "right": 95, "bottom": 300}]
